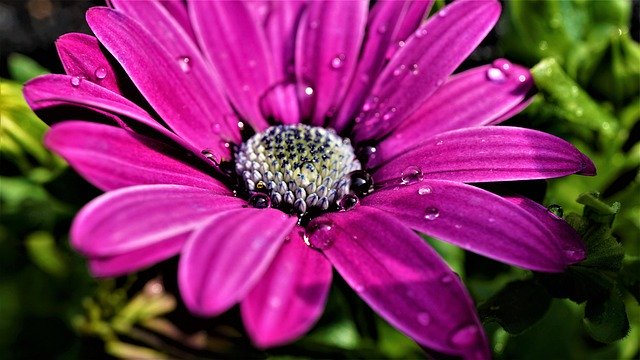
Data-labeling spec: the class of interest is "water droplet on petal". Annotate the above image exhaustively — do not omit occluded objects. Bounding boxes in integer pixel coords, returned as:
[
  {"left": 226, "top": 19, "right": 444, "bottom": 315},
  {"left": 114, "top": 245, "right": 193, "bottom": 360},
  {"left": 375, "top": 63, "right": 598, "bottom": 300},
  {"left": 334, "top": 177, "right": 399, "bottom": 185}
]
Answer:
[
  {"left": 518, "top": 74, "right": 527, "bottom": 83},
  {"left": 393, "top": 64, "right": 406, "bottom": 76},
  {"left": 269, "top": 296, "right": 282, "bottom": 308},
  {"left": 424, "top": 207, "right": 440, "bottom": 220},
  {"left": 410, "top": 63, "right": 419, "bottom": 75},
  {"left": 306, "top": 219, "right": 335, "bottom": 250},
  {"left": 377, "top": 24, "right": 388, "bottom": 34},
  {"left": 382, "top": 107, "right": 396, "bottom": 121},
  {"left": 338, "top": 193, "right": 359, "bottom": 211},
  {"left": 237, "top": 121, "right": 245, "bottom": 130},
  {"left": 330, "top": 53, "right": 345, "bottom": 69},
  {"left": 397, "top": 40, "right": 406, "bottom": 48},
  {"left": 304, "top": 86, "right": 314, "bottom": 96},
  {"left": 418, "top": 186, "right": 432, "bottom": 195},
  {"left": 492, "top": 59, "right": 512, "bottom": 73},
  {"left": 414, "top": 28, "right": 427, "bottom": 38},
  {"left": 486, "top": 67, "right": 507, "bottom": 83},
  {"left": 94, "top": 67, "right": 107, "bottom": 79},
  {"left": 449, "top": 324, "right": 479, "bottom": 348},
  {"left": 418, "top": 312, "right": 431, "bottom": 326},
  {"left": 309, "top": 20, "right": 319, "bottom": 29},
  {"left": 547, "top": 204, "right": 564, "bottom": 218},
  {"left": 400, "top": 165, "right": 423, "bottom": 185},
  {"left": 438, "top": 9, "right": 448, "bottom": 17},
  {"left": 201, "top": 149, "right": 219, "bottom": 164},
  {"left": 70, "top": 76, "right": 82, "bottom": 87},
  {"left": 248, "top": 193, "right": 271, "bottom": 209},
  {"left": 177, "top": 56, "right": 191, "bottom": 73}
]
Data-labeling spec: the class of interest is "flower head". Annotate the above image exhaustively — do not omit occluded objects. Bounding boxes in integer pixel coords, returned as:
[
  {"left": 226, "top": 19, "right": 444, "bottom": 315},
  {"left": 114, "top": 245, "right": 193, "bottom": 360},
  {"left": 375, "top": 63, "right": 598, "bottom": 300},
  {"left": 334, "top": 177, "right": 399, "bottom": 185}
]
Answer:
[{"left": 24, "top": 0, "right": 595, "bottom": 358}]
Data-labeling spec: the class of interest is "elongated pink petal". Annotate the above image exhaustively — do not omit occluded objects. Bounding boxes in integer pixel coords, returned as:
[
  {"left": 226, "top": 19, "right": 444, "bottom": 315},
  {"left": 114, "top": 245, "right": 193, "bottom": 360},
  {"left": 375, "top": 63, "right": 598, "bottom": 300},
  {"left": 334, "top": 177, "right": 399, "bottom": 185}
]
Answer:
[
  {"left": 88, "top": 232, "right": 188, "bottom": 277},
  {"left": 363, "top": 180, "right": 576, "bottom": 272},
  {"left": 262, "top": 1, "right": 306, "bottom": 125},
  {"left": 295, "top": 0, "right": 368, "bottom": 125},
  {"left": 371, "top": 62, "right": 534, "bottom": 167},
  {"left": 504, "top": 195, "right": 586, "bottom": 264},
  {"left": 241, "top": 227, "right": 332, "bottom": 348},
  {"left": 86, "top": 7, "right": 237, "bottom": 152},
  {"left": 179, "top": 208, "right": 297, "bottom": 316},
  {"left": 310, "top": 207, "right": 489, "bottom": 358},
  {"left": 24, "top": 74, "right": 209, "bottom": 158},
  {"left": 71, "top": 185, "right": 243, "bottom": 257},
  {"left": 353, "top": 0, "right": 501, "bottom": 142},
  {"left": 56, "top": 33, "right": 121, "bottom": 94},
  {"left": 386, "top": 1, "right": 433, "bottom": 57},
  {"left": 189, "top": 1, "right": 273, "bottom": 131},
  {"left": 332, "top": 0, "right": 432, "bottom": 132},
  {"left": 158, "top": 0, "right": 197, "bottom": 41},
  {"left": 45, "top": 121, "right": 227, "bottom": 192},
  {"left": 372, "top": 127, "right": 596, "bottom": 184},
  {"left": 109, "top": 0, "right": 240, "bottom": 143}
]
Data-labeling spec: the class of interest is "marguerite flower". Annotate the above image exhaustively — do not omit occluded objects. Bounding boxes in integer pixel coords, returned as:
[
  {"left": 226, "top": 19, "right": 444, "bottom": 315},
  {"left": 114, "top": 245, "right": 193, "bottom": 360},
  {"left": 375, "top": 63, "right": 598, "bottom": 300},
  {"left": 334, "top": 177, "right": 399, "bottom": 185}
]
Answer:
[{"left": 24, "top": 0, "right": 595, "bottom": 358}]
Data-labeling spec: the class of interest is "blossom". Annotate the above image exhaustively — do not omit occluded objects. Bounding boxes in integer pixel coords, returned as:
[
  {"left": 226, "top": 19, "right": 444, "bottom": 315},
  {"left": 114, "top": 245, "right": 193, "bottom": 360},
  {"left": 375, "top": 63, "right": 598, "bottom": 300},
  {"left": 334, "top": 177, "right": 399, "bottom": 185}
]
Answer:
[{"left": 24, "top": 0, "right": 595, "bottom": 358}]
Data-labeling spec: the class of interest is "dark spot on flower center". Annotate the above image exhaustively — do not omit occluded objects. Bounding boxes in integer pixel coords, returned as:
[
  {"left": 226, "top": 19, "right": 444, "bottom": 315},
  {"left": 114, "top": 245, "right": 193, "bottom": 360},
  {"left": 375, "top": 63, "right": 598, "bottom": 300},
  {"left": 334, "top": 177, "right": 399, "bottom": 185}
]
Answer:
[{"left": 235, "top": 124, "right": 362, "bottom": 215}]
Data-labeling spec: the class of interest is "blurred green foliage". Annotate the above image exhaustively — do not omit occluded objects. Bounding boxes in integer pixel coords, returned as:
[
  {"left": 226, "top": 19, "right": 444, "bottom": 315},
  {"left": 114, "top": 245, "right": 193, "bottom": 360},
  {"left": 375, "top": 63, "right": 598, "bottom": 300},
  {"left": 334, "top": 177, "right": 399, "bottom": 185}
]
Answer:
[{"left": 1, "top": 0, "right": 639, "bottom": 359}]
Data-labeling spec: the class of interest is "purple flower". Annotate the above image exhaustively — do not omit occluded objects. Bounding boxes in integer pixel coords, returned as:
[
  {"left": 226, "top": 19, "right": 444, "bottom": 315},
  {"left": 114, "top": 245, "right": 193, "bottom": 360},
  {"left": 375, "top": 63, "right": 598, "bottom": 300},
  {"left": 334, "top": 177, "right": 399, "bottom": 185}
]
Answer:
[{"left": 24, "top": 0, "right": 595, "bottom": 358}]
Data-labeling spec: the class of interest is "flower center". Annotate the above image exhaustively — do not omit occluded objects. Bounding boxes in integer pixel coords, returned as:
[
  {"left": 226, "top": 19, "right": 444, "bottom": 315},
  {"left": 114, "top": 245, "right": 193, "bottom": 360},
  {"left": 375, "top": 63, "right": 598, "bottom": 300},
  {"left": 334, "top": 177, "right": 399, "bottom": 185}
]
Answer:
[{"left": 235, "top": 124, "right": 362, "bottom": 214}]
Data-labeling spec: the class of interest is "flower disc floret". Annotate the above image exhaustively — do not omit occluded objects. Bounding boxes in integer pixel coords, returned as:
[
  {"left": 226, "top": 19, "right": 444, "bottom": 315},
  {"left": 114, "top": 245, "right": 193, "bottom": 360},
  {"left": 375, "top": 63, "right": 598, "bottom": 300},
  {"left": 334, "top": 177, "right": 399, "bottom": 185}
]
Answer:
[{"left": 235, "top": 124, "right": 361, "bottom": 214}]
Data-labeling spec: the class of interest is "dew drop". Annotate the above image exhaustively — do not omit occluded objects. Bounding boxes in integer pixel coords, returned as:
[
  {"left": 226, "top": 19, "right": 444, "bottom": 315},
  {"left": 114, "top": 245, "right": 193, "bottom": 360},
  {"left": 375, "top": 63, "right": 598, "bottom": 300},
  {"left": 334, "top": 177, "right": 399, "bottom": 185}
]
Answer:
[
  {"left": 538, "top": 40, "right": 549, "bottom": 51},
  {"left": 547, "top": 204, "right": 563, "bottom": 218},
  {"left": 518, "top": 74, "right": 527, "bottom": 83},
  {"left": 94, "top": 67, "right": 107, "bottom": 79},
  {"left": 492, "top": 59, "right": 512, "bottom": 72},
  {"left": 212, "top": 123, "right": 222, "bottom": 134},
  {"left": 242, "top": 84, "right": 251, "bottom": 92},
  {"left": 304, "top": 86, "right": 314, "bottom": 96},
  {"left": 438, "top": 9, "right": 448, "bottom": 17},
  {"left": 418, "top": 312, "right": 431, "bottom": 326},
  {"left": 410, "top": 63, "right": 419, "bottom": 75},
  {"left": 248, "top": 193, "right": 271, "bottom": 209},
  {"left": 424, "top": 207, "right": 440, "bottom": 220},
  {"left": 486, "top": 67, "right": 506, "bottom": 83},
  {"left": 393, "top": 64, "right": 406, "bottom": 76},
  {"left": 330, "top": 54, "right": 345, "bottom": 69},
  {"left": 177, "top": 56, "right": 191, "bottom": 73},
  {"left": 70, "top": 76, "right": 82, "bottom": 87},
  {"left": 382, "top": 107, "right": 396, "bottom": 121},
  {"left": 397, "top": 40, "right": 406, "bottom": 48},
  {"left": 377, "top": 24, "right": 388, "bottom": 34},
  {"left": 449, "top": 324, "right": 479, "bottom": 348},
  {"left": 400, "top": 165, "right": 423, "bottom": 185},
  {"left": 358, "top": 146, "right": 377, "bottom": 164},
  {"left": 309, "top": 20, "right": 319, "bottom": 29},
  {"left": 201, "top": 149, "right": 219, "bottom": 164},
  {"left": 414, "top": 28, "right": 427, "bottom": 38},
  {"left": 418, "top": 186, "right": 432, "bottom": 195},
  {"left": 237, "top": 121, "right": 245, "bottom": 130},
  {"left": 436, "top": 140, "right": 444, "bottom": 146},
  {"left": 269, "top": 296, "right": 282, "bottom": 308},
  {"left": 338, "top": 193, "right": 359, "bottom": 211},
  {"left": 306, "top": 219, "right": 335, "bottom": 250}
]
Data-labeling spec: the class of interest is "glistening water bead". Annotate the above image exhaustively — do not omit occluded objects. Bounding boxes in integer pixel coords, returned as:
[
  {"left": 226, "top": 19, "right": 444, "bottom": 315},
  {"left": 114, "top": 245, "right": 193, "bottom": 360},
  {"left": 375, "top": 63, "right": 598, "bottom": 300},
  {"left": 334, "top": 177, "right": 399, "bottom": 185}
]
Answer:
[{"left": 235, "top": 124, "right": 363, "bottom": 215}]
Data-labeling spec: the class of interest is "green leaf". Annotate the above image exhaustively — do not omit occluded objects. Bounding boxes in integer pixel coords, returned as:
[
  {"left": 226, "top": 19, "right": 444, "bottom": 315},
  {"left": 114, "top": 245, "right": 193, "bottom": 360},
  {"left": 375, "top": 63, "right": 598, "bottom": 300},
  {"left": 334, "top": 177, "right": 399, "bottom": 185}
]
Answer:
[
  {"left": 584, "top": 289, "right": 630, "bottom": 343},
  {"left": 619, "top": 259, "right": 640, "bottom": 303},
  {"left": 7, "top": 53, "right": 49, "bottom": 84},
  {"left": 479, "top": 280, "right": 552, "bottom": 334},
  {"left": 24, "top": 231, "right": 69, "bottom": 278},
  {"left": 530, "top": 58, "right": 619, "bottom": 146}
]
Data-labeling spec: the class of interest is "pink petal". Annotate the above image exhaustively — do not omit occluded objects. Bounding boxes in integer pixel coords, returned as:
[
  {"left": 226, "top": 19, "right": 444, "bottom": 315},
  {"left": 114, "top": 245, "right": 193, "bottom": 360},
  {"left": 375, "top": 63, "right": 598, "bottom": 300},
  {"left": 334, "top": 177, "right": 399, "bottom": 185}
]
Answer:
[
  {"left": 332, "top": 0, "right": 433, "bottom": 132},
  {"left": 504, "top": 195, "right": 586, "bottom": 264},
  {"left": 45, "top": 121, "right": 228, "bottom": 192},
  {"left": 295, "top": 0, "right": 368, "bottom": 125},
  {"left": 88, "top": 232, "right": 188, "bottom": 277},
  {"left": 241, "top": 226, "right": 332, "bottom": 348},
  {"left": 310, "top": 207, "right": 489, "bottom": 358},
  {"left": 158, "top": 0, "right": 197, "bottom": 41},
  {"left": 109, "top": 0, "right": 240, "bottom": 143},
  {"left": 189, "top": 1, "right": 274, "bottom": 131},
  {"left": 179, "top": 208, "right": 297, "bottom": 316},
  {"left": 86, "top": 7, "right": 238, "bottom": 151},
  {"left": 261, "top": 1, "right": 306, "bottom": 125},
  {"left": 372, "top": 126, "right": 596, "bottom": 184},
  {"left": 363, "top": 180, "right": 577, "bottom": 272},
  {"left": 55, "top": 33, "right": 121, "bottom": 94},
  {"left": 352, "top": 0, "right": 501, "bottom": 142},
  {"left": 71, "top": 185, "right": 243, "bottom": 257},
  {"left": 23, "top": 74, "right": 209, "bottom": 158},
  {"left": 371, "top": 62, "right": 534, "bottom": 167}
]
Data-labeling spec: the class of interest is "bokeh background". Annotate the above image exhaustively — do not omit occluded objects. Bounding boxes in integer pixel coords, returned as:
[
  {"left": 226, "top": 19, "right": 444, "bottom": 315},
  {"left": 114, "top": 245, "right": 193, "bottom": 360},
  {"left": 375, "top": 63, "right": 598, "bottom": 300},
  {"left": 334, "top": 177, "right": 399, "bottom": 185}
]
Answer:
[{"left": 1, "top": 1, "right": 639, "bottom": 359}]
